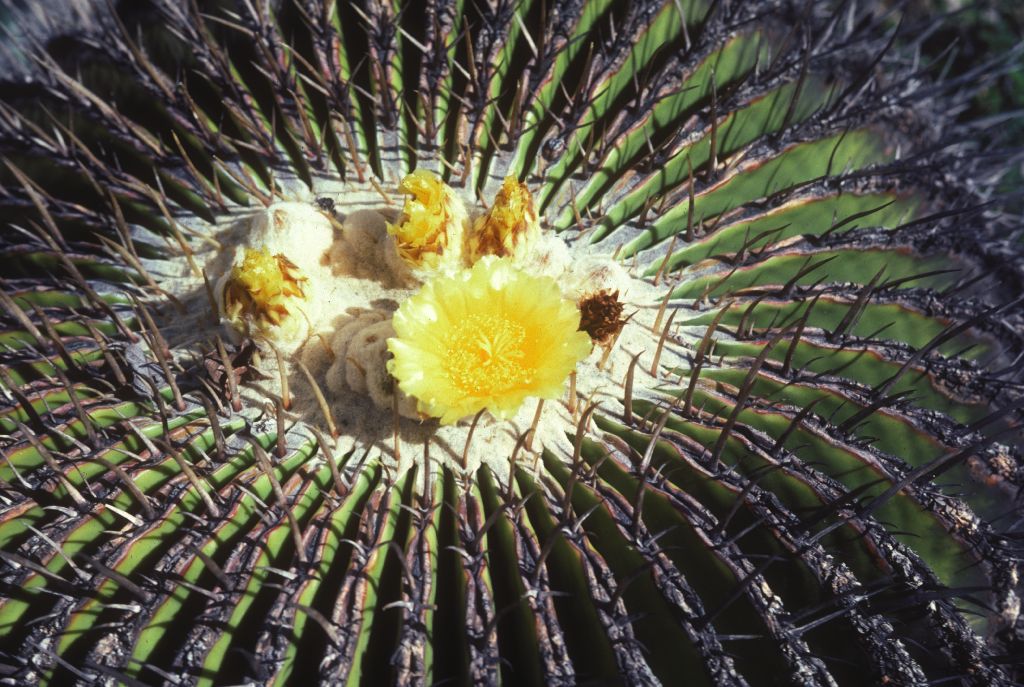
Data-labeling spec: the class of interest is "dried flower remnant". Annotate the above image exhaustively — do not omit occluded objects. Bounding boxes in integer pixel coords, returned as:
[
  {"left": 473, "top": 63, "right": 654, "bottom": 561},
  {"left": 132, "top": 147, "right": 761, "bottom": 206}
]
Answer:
[
  {"left": 469, "top": 175, "right": 540, "bottom": 261},
  {"left": 387, "top": 257, "right": 592, "bottom": 425},
  {"left": 387, "top": 169, "right": 467, "bottom": 273},
  {"left": 220, "top": 247, "right": 309, "bottom": 342},
  {"left": 198, "top": 339, "right": 262, "bottom": 405},
  {"left": 578, "top": 290, "right": 627, "bottom": 346}
]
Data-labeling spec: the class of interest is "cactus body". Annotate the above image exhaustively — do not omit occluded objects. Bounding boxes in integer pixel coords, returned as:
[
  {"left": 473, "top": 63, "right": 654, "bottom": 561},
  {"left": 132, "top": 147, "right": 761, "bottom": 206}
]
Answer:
[{"left": 0, "top": 1, "right": 1022, "bottom": 685}]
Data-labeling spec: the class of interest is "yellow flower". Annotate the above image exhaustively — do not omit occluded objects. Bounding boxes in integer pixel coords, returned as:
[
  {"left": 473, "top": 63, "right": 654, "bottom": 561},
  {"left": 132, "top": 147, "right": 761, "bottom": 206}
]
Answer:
[
  {"left": 387, "top": 257, "right": 592, "bottom": 424},
  {"left": 387, "top": 169, "right": 466, "bottom": 270},
  {"left": 468, "top": 175, "right": 539, "bottom": 261},
  {"left": 222, "top": 247, "right": 307, "bottom": 336}
]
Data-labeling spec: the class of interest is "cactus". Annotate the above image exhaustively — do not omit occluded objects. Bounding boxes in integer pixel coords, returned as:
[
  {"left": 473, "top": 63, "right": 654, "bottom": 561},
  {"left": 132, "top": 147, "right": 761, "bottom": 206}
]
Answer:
[{"left": 0, "top": 1, "right": 1022, "bottom": 685}]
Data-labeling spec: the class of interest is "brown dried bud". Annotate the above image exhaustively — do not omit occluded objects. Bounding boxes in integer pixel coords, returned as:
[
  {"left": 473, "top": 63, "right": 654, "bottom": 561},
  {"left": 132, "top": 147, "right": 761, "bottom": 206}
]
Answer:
[{"left": 578, "top": 290, "right": 626, "bottom": 346}]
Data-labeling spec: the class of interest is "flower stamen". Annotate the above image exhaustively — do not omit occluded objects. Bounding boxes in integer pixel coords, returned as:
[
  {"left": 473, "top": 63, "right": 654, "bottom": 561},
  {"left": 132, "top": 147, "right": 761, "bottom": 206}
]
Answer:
[{"left": 445, "top": 313, "right": 530, "bottom": 395}]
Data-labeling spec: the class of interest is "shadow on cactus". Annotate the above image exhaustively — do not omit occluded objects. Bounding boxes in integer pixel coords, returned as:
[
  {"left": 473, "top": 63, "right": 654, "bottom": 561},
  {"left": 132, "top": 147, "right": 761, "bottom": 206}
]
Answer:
[{"left": 0, "top": 0, "right": 1022, "bottom": 684}]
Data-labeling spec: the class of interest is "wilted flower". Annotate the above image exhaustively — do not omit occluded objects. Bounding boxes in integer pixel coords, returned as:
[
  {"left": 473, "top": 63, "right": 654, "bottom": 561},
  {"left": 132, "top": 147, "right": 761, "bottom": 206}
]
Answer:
[
  {"left": 468, "top": 175, "right": 540, "bottom": 261},
  {"left": 387, "top": 169, "right": 467, "bottom": 272},
  {"left": 577, "top": 289, "right": 627, "bottom": 346},
  {"left": 221, "top": 247, "right": 308, "bottom": 339}
]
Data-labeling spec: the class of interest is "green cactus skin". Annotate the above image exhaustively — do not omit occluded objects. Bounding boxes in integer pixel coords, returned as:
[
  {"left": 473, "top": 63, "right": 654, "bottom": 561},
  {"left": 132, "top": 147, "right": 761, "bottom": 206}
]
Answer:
[{"left": 0, "top": 1, "right": 1022, "bottom": 685}]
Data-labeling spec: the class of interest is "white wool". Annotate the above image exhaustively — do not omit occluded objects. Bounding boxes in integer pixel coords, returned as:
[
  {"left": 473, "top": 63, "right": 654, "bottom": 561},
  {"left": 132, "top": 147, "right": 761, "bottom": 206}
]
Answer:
[
  {"left": 564, "top": 255, "right": 634, "bottom": 300},
  {"left": 343, "top": 319, "right": 419, "bottom": 419},
  {"left": 247, "top": 202, "right": 336, "bottom": 276},
  {"left": 328, "top": 209, "right": 395, "bottom": 280},
  {"left": 511, "top": 232, "right": 573, "bottom": 280}
]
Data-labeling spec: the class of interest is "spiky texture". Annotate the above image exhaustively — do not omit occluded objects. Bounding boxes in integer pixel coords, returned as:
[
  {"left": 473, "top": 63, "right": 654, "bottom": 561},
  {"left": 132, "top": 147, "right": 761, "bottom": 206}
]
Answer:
[{"left": 0, "top": 1, "right": 1022, "bottom": 685}]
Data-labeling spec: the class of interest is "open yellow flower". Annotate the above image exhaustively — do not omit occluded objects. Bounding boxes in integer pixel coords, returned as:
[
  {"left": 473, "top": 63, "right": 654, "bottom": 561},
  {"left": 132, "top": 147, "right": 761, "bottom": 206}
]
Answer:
[
  {"left": 222, "top": 247, "right": 307, "bottom": 337},
  {"left": 387, "top": 257, "right": 592, "bottom": 424},
  {"left": 468, "top": 175, "right": 540, "bottom": 261},
  {"left": 387, "top": 169, "right": 466, "bottom": 271}
]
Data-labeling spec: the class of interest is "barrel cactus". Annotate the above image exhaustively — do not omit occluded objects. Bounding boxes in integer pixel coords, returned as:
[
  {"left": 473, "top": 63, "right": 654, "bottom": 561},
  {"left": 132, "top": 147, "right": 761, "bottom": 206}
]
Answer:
[{"left": 0, "top": 0, "right": 1021, "bottom": 684}]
